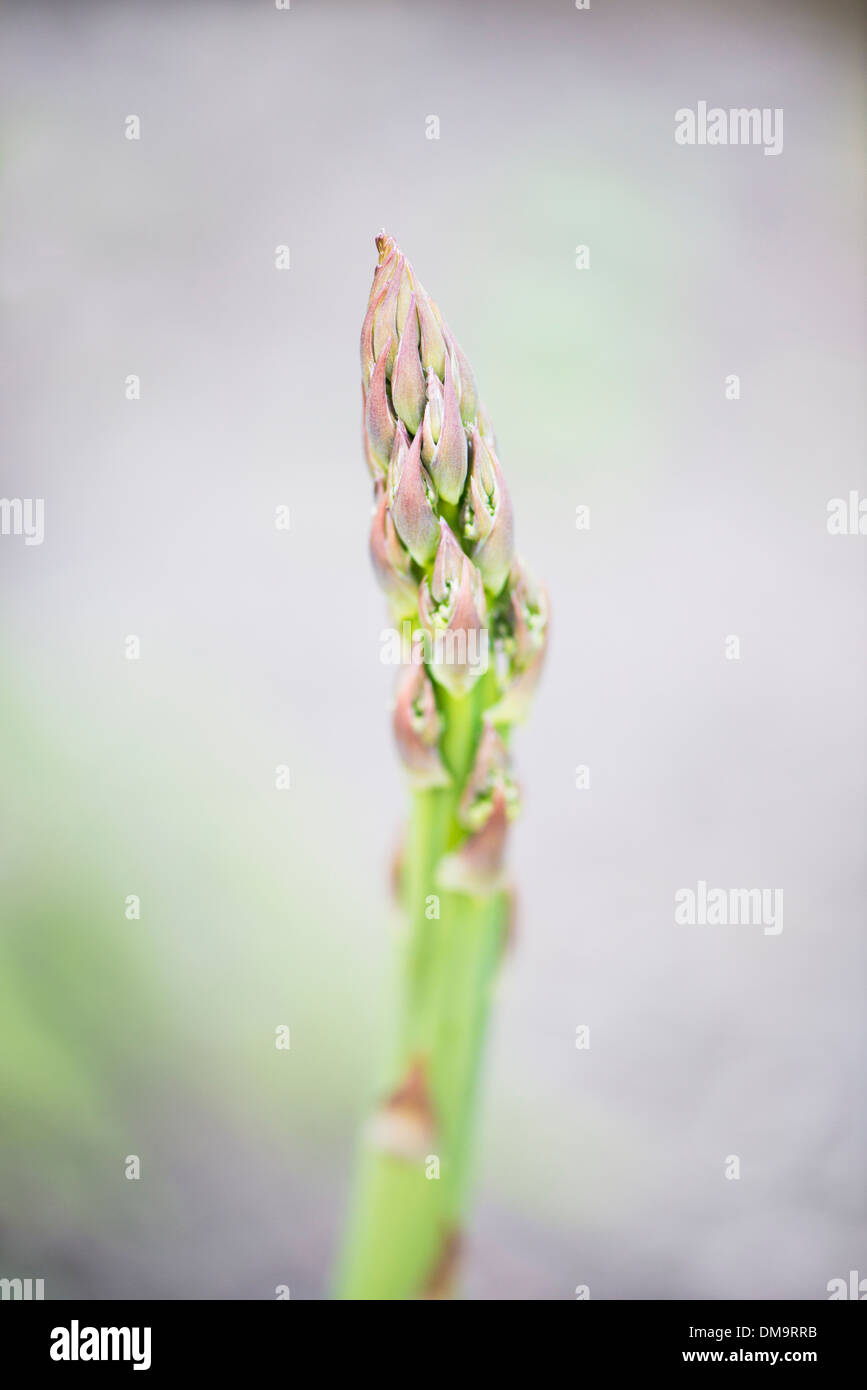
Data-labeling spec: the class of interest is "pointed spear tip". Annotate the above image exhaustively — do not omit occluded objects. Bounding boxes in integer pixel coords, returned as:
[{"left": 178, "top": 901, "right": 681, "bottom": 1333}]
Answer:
[{"left": 375, "top": 230, "right": 397, "bottom": 263}]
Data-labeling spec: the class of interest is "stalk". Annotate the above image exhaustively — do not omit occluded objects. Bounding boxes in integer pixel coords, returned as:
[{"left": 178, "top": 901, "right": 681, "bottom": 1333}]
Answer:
[
  {"left": 337, "top": 234, "right": 548, "bottom": 1299},
  {"left": 338, "top": 688, "right": 502, "bottom": 1300}
]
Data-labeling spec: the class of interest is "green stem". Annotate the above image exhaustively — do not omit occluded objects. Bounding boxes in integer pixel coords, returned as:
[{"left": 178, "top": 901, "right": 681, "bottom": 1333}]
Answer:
[
  {"left": 335, "top": 684, "right": 507, "bottom": 1300},
  {"left": 437, "top": 891, "right": 507, "bottom": 1225}
]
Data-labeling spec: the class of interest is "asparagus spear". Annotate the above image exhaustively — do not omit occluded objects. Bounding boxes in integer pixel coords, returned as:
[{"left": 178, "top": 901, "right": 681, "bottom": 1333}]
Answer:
[{"left": 338, "top": 234, "right": 548, "bottom": 1300}]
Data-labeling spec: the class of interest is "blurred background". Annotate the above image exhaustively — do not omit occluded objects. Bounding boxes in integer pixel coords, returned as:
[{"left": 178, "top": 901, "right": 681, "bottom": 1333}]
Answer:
[{"left": 1, "top": 0, "right": 864, "bottom": 1299}]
